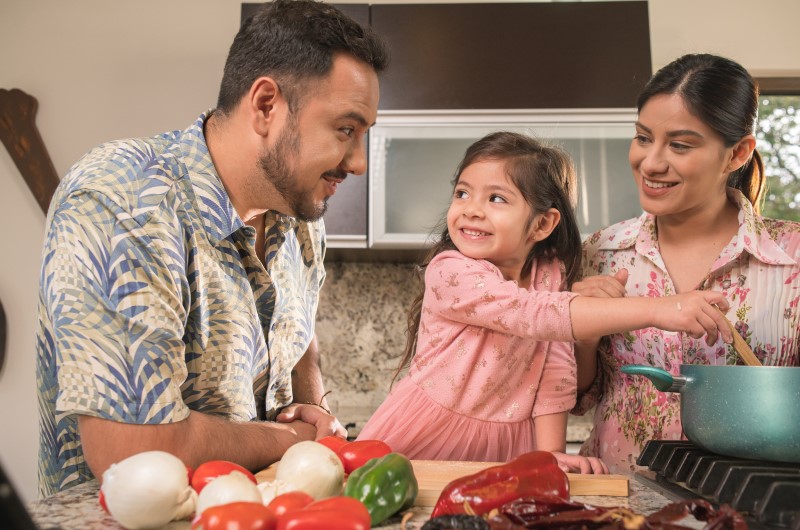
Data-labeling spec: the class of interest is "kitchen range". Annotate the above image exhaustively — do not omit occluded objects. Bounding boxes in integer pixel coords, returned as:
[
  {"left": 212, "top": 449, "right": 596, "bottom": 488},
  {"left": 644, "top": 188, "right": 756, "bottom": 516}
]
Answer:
[{"left": 636, "top": 440, "right": 800, "bottom": 530}]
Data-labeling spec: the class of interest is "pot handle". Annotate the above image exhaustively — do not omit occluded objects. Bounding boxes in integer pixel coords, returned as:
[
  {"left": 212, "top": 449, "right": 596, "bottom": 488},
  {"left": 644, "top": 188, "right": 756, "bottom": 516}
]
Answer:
[{"left": 620, "top": 365, "right": 686, "bottom": 392}]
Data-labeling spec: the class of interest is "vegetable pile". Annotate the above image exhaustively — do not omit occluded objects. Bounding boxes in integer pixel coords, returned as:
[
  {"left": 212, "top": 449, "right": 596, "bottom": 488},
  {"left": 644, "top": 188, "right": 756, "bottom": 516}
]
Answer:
[{"left": 97, "top": 436, "right": 417, "bottom": 530}]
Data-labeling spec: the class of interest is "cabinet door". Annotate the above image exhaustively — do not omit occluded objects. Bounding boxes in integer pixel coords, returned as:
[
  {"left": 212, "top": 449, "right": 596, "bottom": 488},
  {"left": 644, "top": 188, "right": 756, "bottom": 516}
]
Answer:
[
  {"left": 369, "top": 110, "right": 642, "bottom": 248},
  {"left": 371, "top": 2, "right": 651, "bottom": 110}
]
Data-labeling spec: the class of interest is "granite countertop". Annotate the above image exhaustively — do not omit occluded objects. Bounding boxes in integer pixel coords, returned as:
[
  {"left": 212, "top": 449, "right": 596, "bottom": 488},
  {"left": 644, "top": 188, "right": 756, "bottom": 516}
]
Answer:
[{"left": 28, "top": 478, "right": 693, "bottom": 530}]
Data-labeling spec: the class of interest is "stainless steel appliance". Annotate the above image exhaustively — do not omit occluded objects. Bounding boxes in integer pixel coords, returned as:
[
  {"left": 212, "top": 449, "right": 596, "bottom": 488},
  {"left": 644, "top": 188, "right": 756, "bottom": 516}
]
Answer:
[{"left": 635, "top": 439, "right": 800, "bottom": 530}]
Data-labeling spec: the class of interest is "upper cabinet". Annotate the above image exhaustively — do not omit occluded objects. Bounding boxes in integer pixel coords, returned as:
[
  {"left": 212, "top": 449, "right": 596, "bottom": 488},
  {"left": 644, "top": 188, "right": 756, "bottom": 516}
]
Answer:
[{"left": 372, "top": 2, "right": 651, "bottom": 110}]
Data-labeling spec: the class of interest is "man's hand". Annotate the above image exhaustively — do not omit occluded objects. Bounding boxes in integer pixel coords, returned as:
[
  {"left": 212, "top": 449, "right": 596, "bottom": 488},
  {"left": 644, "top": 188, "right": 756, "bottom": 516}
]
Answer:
[{"left": 276, "top": 403, "right": 347, "bottom": 439}]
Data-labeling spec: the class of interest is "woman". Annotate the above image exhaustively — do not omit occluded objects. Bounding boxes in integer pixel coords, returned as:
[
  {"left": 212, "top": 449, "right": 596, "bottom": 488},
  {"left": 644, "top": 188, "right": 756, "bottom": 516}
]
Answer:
[{"left": 573, "top": 53, "right": 800, "bottom": 473}]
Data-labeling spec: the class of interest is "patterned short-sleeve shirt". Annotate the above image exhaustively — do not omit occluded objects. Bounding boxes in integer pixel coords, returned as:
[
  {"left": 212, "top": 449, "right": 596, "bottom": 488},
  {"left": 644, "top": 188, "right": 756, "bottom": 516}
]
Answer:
[
  {"left": 36, "top": 113, "right": 326, "bottom": 496},
  {"left": 574, "top": 189, "right": 799, "bottom": 473}
]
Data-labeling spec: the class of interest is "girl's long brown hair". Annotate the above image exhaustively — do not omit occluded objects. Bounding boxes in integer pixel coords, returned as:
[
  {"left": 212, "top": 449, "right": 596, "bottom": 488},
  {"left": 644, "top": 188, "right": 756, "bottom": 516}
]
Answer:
[{"left": 392, "top": 131, "right": 582, "bottom": 383}]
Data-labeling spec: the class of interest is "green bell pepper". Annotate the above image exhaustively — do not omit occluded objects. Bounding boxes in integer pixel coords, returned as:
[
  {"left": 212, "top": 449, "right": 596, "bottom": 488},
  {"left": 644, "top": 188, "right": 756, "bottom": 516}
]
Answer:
[{"left": 343, "top": 452, "right": 419, "bottom": 525}]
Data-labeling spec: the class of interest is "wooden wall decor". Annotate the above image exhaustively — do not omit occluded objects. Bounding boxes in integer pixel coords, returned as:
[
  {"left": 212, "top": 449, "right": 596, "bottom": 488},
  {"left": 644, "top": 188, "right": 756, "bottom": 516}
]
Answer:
[
  {"left": 0, "top": 299, "right": 6, "bottom": 375},
  {"left": 0, "top": 88, "right": 60, "bottom": 214}
]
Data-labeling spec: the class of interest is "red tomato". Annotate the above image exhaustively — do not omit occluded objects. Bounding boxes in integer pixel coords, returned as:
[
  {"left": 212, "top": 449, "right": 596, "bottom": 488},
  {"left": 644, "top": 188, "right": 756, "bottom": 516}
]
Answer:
[
  {"left": 317, "top": 435, "right": 349, "bottom": 454},
  {"left": 98, "top": 489, "right": 109, "bottom": 513},
  {"left": 337, "top": 440, "right": 392, "bottom": 474},
  {"left": 186, "top": 464, "right": 195, "bottom": 484},
  {"left": 276, "top": 497, "right": 370, "bottom": 530},
  {"left": 266, "top": 491, "right": 314, "bottom": 518},
  {"left": 192, "top": 502, "right": 276, "bottom": 530},
  {"left": 192, "top": 460, "right": 257, "bottom": 493}
]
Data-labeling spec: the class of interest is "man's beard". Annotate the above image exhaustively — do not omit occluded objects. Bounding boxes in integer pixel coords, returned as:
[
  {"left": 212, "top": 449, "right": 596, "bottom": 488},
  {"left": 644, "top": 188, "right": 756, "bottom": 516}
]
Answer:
[{"left": 257, "top": 121, "right": 328, "bottom": 222}]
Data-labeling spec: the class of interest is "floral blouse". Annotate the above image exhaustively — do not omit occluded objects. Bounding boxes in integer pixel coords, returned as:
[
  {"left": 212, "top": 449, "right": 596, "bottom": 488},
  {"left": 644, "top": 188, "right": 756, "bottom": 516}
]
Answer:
[{"left": 574, "top": 189, "right": 800, "bottom": 473}]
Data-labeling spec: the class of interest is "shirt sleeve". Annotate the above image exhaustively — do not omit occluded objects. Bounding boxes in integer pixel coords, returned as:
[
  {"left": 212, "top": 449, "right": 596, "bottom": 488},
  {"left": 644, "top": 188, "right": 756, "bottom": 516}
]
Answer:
[
  {"left": 425, "top": 252, "right": 576, "bottom": 341},
  {"left": 41, "top": 189, "right": 191, "bottom": 425}
]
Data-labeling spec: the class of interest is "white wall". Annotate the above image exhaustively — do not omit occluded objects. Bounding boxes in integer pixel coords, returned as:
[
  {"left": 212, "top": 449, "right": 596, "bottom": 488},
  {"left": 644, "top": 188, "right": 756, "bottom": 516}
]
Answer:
[{"left": 2, "top": 0, "right": 799, "bottom": 502}]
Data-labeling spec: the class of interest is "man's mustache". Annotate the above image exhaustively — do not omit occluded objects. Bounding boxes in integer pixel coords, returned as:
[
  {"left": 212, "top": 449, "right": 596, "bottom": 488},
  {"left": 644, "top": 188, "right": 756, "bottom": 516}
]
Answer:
[{"left": 322, "top": 170, "right": 348, "bottom": 181}]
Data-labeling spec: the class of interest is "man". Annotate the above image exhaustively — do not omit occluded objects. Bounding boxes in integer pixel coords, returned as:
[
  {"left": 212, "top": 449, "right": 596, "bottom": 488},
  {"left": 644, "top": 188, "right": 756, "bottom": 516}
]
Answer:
[{"left": 36, "top": 0, "right": 388, "bottom": 496}]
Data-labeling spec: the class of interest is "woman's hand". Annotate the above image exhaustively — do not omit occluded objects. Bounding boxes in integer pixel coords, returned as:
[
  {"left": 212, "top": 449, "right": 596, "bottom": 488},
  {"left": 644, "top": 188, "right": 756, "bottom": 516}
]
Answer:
[
  {"left": 550, "top": 451, "right": 609, "bottom": 474},
  {"left": 653, "top": 291, "right": 732, "bottom": 346},
  {"left": 571, "top": 269, "right": 629, "bottom": 299}
]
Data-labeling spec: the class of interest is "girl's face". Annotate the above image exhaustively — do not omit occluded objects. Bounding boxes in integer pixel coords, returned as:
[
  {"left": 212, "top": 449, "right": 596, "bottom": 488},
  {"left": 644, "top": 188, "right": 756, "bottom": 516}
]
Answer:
[
  {"left": 629, "top": 93, "right": 735, "bottom": 220},
  {"left": 447, "top": 159, "right": 536, "bottom": 281}
]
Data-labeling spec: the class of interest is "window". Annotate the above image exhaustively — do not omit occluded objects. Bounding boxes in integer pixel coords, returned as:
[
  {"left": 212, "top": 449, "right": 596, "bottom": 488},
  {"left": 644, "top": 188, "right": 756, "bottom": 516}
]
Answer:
[{"left": 757, "top": 78, "right": 800, "bottom": 221}]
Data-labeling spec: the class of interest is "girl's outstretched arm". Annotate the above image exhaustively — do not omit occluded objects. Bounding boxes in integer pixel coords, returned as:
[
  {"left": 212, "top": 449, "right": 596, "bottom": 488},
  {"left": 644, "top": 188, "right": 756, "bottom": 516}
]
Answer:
[
  {"left": 533, "top": 412, "right": 608, "bottom": 474},
  {"left": 568, "top": 290, "right": 732, "bottom": 345}
]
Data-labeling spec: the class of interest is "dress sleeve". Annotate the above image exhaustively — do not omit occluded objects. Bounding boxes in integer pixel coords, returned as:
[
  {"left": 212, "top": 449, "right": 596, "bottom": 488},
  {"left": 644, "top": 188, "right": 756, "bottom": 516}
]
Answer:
[
  {"left": 41, "top": 189, "right": 190, "bottom": 424},
  {"left": 425, "top": 252, "right": 576, "bottom": 341},
  {"left": 532, "top": 340, "right": 577, "bottom": 416}
]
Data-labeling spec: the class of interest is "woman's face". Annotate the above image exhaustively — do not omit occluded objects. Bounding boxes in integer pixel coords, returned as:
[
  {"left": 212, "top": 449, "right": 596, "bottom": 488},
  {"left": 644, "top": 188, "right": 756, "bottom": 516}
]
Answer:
[{"left": 629, "top": 93, "right": 734, "bottom": 219}]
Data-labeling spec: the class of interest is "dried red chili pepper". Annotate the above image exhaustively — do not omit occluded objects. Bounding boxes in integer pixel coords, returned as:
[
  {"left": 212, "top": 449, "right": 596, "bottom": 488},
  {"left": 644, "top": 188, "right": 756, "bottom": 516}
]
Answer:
[
  {"left": 489, "top": 497, "right": 749, "bottom": 530},
  {"left": 430, "top": 451, "right": 569, "bottom": 518}
]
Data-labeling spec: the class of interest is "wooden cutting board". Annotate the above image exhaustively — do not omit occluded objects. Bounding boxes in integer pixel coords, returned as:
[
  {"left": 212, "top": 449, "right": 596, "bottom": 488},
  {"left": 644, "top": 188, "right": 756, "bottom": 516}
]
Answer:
[{"left": 256, "top": 459, "right": 629, "bottom": 507}]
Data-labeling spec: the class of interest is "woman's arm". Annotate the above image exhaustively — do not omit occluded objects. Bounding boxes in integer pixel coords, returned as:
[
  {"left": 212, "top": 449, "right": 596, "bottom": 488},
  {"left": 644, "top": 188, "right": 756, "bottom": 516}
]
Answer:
[{"left": 570, "top": 270, "right": 628, "bottom": 392}]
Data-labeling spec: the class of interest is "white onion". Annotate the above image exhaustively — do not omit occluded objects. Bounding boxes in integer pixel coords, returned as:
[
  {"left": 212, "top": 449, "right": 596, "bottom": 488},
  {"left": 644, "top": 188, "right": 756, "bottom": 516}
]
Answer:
[
  {"left": 275, "top": 440, "right": 344, "bottom": 500},
  {"left": 195, "top": 470, "right": 262, "bottom": 516},
  {"left": 101, "top": 450, "right": 197, "bottom": 530},
  {"left": 256, "top": 479, "right": 297, "bottom": 505}
]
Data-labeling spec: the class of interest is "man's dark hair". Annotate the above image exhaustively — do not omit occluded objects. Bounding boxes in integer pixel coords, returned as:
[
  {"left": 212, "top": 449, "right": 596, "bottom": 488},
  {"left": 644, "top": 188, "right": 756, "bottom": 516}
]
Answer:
[{"left": 217, "top": 0, "right": 389, "bottom": 114}]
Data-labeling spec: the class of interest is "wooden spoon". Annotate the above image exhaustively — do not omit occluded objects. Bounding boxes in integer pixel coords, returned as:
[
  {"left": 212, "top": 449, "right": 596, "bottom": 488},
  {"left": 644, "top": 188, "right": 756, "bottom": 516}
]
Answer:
[{"left": 716, "top": 308, "right": 761, "bottom": 366}]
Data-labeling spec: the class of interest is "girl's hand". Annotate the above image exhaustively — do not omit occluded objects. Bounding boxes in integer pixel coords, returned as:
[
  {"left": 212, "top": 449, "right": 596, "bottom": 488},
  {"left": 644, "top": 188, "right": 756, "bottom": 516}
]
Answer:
[
  {"left": 571, "top": 269, "right": 629, "bottom": 299},
  {"left": 550, "top": 451, "right": 609, "bottom": 474},
  {"left": 653, "top": 291, "right": 732, "bottom": 346}
]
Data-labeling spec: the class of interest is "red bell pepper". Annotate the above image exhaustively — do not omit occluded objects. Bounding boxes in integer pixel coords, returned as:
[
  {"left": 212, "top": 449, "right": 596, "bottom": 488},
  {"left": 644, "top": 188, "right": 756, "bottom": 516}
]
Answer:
[
  {"left": 276, "top": 496, "right": 371, "bottom": 530},
  {"left": 337, "top": 439, "right": 392, "bottom": 474},
  {"left": 430, "top": 451, "right": 570, "bottom": 518}
]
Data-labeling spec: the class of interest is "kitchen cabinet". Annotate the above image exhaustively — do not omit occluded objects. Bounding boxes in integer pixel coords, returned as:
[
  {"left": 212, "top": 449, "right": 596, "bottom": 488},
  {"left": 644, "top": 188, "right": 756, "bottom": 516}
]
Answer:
[
  {"left": 369, "top": 109, "right": 641, "bottom": 248},
  {"left": 371, "top": 2, "right": 651, "bottom": 110}
]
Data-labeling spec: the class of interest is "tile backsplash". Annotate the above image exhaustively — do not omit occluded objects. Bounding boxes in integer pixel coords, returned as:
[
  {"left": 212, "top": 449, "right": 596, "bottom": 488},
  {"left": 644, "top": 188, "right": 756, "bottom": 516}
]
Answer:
[{"left": 316, "top": 261, "right": 592, "bottom": 443}]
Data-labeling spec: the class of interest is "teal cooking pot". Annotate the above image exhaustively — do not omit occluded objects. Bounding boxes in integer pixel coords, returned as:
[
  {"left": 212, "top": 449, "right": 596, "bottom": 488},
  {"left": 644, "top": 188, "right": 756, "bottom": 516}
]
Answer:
[{"left": 621, "top": 364, "right": 800, "bottom": 463}]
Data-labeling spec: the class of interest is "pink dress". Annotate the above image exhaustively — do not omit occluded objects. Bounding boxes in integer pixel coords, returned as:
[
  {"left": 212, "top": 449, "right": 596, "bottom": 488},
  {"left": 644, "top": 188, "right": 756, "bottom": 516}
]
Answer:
[
  {"left": 357, "top": 250, "right": 578, "bottom": 462},
  {"left": 575, "top": 190, "right": 800, "bottom": 473}
]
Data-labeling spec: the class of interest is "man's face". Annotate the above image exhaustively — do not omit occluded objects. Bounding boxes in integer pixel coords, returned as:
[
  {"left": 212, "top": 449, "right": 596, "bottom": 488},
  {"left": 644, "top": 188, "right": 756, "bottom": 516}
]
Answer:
[{"left": 257, "top": 54, "right": 380, "bottom": 221}]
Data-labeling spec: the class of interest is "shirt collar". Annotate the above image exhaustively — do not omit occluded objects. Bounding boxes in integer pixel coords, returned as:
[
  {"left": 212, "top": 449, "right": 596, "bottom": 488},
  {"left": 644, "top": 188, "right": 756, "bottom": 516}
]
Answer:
[
  {"left": 597, "top": 188, "right": 796, "bottom": 267},
  {"left": 179, "top": 111, "right": 244, "bottom": 245}
]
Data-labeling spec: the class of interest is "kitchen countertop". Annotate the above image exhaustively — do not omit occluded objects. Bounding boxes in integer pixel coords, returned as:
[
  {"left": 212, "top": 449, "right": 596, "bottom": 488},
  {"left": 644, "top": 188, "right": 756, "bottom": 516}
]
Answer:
[{"left": 27, "top": 478, "right": 699, "bottom": 530}]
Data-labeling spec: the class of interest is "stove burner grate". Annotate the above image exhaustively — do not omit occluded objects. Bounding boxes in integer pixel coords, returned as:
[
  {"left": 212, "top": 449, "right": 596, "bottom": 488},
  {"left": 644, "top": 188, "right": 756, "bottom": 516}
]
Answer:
[{"left": 635, "top": 440, "right": 800, "bottom": 530}]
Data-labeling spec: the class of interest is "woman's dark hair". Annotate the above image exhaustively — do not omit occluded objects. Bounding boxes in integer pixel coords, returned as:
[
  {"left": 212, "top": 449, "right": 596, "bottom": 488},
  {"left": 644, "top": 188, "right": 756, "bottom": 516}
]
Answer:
[
  {"left": 217, "top": 0, "right": 389, "bottom": 114},
  {"left": 393, "top": 132, "right": 582, "bottom": 383},
  {"left": 637, "top": 53, "right": 765, "bottom": 211}
]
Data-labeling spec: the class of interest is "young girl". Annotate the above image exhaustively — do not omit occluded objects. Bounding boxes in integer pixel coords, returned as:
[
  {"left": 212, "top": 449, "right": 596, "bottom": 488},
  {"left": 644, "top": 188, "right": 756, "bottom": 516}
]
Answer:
[{"left": 357, "top": 132, "right": 732, "bottom": 473}]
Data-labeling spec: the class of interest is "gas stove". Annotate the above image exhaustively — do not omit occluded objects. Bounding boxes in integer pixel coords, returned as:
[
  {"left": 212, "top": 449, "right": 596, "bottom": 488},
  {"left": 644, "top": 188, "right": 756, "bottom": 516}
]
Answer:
[{"left": 635, "top": 440, "right": 800, "bottom": 530}]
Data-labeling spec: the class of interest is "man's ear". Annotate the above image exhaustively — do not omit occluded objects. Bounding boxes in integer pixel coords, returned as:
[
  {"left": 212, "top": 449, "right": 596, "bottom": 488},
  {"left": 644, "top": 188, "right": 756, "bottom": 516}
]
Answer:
[
  {"left": 247, "top": 77, "right": 281, "bottom": 137},
  {"left": 727, "top": 134, "right": 756, "bottom": 173},
  {"left": 529, "top": 208, "right": 561, "bottom": 243}
]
